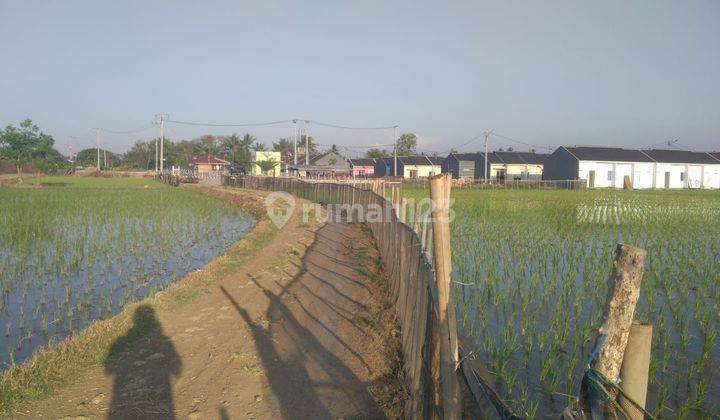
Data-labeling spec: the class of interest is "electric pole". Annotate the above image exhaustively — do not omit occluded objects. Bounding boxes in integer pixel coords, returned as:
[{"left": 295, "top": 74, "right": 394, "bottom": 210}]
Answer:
[
  {"left": 157, "top": 114, "right": 166, "bottom": 173},
  {"left": 95, "top": 128, "right": 100, "bottom": 171},
  {"left": 305, "top": 120, "right": 310, "bottom": 165},
  {"left": 293, "top": 119, "right": 298, "bottom": 166},
  {"left": 154, "top": 136, "right": 159, "bottom": 172},
  {"left": 483, "top": 130, "right": 493, "bottom": 183},
  {"left": 393, "top": 125, "right": 398, "bottom": 177}
]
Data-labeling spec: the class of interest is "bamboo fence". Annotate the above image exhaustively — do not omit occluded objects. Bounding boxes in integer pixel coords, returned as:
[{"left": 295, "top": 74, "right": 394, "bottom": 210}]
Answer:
[{"left": 223, "top": 175, "right": 517, "bottom": 419}]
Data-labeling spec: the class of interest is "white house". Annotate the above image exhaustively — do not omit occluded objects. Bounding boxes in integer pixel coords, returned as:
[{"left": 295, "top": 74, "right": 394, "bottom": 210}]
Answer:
[
  {"left": 543, "top": 146, "right": 720, "bottom": 189},
  {"left": 642, "top": 149, "right": 720, "bottom": 189}
]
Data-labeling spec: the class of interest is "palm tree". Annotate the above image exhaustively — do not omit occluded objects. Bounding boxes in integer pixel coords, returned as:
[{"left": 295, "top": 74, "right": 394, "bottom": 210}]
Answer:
[{"left": 223, "top": 133, "right": 242, "bottom": 163}]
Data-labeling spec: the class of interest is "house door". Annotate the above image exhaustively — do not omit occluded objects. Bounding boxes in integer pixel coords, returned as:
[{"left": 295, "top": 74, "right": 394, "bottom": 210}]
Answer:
[
  {"left": 496, "top": 169, "right": 506, "bottom": 183},
  {"left": 664, "top": 172, "right": 670, "bottom": 189},
  {"left": 588, "top": 171, "right": 596, "bottom": 188}
]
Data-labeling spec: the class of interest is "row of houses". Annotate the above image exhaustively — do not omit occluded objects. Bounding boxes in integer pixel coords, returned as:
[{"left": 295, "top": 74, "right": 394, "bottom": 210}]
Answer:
[
  {"left": 544, "top": 147, "right": 720, "bottom": 189},
  {"left": 193, "top": 146, "right": 720, "bottom": 189}
]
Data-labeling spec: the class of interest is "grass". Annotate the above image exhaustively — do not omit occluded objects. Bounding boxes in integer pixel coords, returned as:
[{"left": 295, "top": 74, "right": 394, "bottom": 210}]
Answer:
[
  {"left": 400, "top": 187, "right": 720, "bottom": 417},
  {"left": 0, "top": 180, "right": 277, "bottom": 416}
]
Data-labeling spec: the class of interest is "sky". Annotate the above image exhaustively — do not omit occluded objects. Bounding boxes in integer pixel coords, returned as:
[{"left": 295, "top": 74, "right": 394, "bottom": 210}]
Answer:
[{"left": 1, "top": 0, "right": 719, "bottom": 156}]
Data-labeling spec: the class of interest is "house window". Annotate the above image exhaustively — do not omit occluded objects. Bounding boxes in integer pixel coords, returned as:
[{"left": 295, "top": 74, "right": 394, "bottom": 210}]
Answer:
[
  {"left": 607, "top": 171, "right": 613, "bottom": 181},
  {"left": 680, "top": 172, "right": 685, "bottom": 181}
]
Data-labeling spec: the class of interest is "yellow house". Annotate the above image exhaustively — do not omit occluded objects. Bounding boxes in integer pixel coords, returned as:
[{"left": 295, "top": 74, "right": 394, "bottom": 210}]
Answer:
[
  {"left": 482, "top": 151, "right": 548, "bottom": 181},
  {"left": 251, "top": 151, "right": 281, "bottom": 176}
]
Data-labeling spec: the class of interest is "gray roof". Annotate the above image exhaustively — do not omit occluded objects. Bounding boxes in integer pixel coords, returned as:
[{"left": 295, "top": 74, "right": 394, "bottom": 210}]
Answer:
[
  {"left": 348, "top": 158, "right": 376, "bottom": 166},
  {"left": 494, "top": 151, "right": 549, "bottom": 165},
  {"left": 398, "top": 156, "right": 444, "bottom": 165},
  {"left": 563, "top": 147, "right": 655, "bottom": 162},
  {"left": 448, "top": 152, "right": 478, "bottom": 161},
  {"left": 642, "top": 149, "right": 720, "bottom": 164},
  {"left": 712, "top": 152, "right": 720, "bottom": 161}
]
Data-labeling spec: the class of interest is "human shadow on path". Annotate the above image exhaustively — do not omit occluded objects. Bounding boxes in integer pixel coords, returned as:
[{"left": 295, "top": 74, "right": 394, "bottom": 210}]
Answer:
[
  {"left": 219, "top": 223, "right": 384, "bottom": 419},
  {"left": 104, "top": 305, "right": 182, "bottom": 420}
]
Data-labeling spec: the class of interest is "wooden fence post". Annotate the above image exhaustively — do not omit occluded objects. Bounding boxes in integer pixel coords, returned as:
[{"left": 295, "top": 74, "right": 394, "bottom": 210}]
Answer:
[
  {"left": 619, "top": 321, "right": 652, "bottom": 419},
  {"left": 584, "top": 244, "right": 647, "bottom": 413},
  {"left": 429, "top": 172, "right": 461, "bottom": 419}
]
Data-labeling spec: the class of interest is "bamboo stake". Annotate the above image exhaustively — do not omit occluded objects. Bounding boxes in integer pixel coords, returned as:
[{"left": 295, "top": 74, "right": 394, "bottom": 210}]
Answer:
[{"left": 429, "top": 172, "right": 460, "bottom": 419}]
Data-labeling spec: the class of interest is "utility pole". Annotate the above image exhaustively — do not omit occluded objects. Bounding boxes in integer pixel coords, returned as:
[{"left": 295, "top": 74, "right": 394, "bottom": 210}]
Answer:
[
  {"left": 154, "top": 136, "right": 159, "bottom": 172},
  {"left": 483, "top": 130, "right": 493, "bottom": 183},
  {"left": 158, "top": 114, "right": 166, "bottom": 173},
  {"left": 293, "top": 119, "right": 298, "bottom": 166},
  {"left": 393, "top": 125, "right": 398, "bottom": 177},
  {"left": 104, "top": 149, "right": 107, "bottom": 169},
  {"left": 95, "top": 128, "right": 100, "bottom": 171},
  {"left": 305, "top": 120, "right": 310, "bottom": 165}
]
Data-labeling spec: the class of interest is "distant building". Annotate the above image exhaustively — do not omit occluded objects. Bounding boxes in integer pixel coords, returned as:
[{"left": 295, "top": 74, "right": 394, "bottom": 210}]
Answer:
[
  {"left": 444, "top": 151, "right": 548, "bottom": 181},
  {"left": 543, "top": 146, "right": 720, "bottom": 189},
  {"left": 642, "top": 149, "right": 720, "bottom": 189},
  {"left": 373, "top": 157, "right": 394, "bottom": 177},
  {"left": 251, "top": 150, "right": 281, "bottom": 177},
  {"left": 348, "top": 158, "right": 376, "bottom": 177},
  {"left": 392, "top": 156, "right": 444, "bottom": 178},
  {"left": 292, "top": 151, "right": 350, "bottom": 178},
  {"left": 191, "top": 154, "right": 231, "bottom": 174},
  {"left": 443, "top": 153, "right": 478, "bottom": 179}
]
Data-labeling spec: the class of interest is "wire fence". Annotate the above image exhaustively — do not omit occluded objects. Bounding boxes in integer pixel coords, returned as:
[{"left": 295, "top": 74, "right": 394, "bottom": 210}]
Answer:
[{"left": 223, "top": 175, "right": 518, "bottom": 419}]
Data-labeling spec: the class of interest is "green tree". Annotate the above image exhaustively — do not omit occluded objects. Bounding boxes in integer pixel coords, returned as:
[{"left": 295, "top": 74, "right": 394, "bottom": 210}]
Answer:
[
  {"left": 365, "top": 148, "right": 389, "bottom": 158},
  {"left": 272, "top": 137, "right": 294, "bottom": 157},
  {"left": 122, "top": 140, "right": 154, "bottom": 169},
  {"left": 252, "top": 141, "right": 266, "bottom": 151},
  {"left": 256, "top": 157, "right": 278, "bottom": 174},
  {"left": 395, "top": 133, "right": 417, "bottom": 156},
  {"left": 76, "top": 148, "right": 121, "bottom": 169},
  {"left": 0, "top": 119, "right": 56, "bottom": 183}
]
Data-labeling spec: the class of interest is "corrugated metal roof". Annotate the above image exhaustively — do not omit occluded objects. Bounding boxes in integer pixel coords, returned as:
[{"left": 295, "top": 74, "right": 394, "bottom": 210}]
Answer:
[
  {"left": 448, "top": 153, "right": 478, "bottom": 161},
  {"left": 564, "top": 147, "right": 655, "bottom": 162},
  {"left": 348, "top": 158, "right": 376, "bottom": 166},
  {"left": 711, "top": 152, "right": 720, "bottom": 161},
  {"left": 515, "top": 152, "right": 549, "bottom": 165},
  {"left": 192, "top": 154, "right": 231, "bottom": 165},
  {"left": 398, "top": 156, "right": 444, "bottom": 165},
  {"left": 642, "top": 149, "right": 720, "bottom": 164}
]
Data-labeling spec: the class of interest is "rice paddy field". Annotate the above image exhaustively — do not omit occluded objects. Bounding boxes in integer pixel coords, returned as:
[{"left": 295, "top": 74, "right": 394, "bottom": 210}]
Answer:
[
  {"left": 0, "top": 178, "right": 254, "bottom": 370},
  {"left": 403, "top": 187, "right": 720, "bottom": 418}
]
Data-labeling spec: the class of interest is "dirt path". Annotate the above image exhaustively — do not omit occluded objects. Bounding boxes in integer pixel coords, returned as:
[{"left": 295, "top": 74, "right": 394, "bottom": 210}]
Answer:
[{"left": 26, "top": 186, "right": 402, "bottom": 419}]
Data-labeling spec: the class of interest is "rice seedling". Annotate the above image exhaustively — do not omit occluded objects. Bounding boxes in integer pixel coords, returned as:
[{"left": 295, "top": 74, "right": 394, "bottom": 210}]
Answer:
[
  {"left": 403, "top": 187, "right": 720, "bottom": 417},
  {"left": 0, "top": 179, "right": 254, "bottom": 369}
]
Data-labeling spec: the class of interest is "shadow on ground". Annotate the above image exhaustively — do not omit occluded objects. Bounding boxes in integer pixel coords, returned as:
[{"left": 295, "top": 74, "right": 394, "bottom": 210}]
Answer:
[
  {"left": 104, "top": 305, "right": 182, "bottom": 420},
  {"left": 220, "top": 221, "right": 389, "bottom": 419}
]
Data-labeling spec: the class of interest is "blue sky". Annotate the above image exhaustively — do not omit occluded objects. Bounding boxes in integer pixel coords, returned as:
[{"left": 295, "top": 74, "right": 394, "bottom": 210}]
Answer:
[{"left": 1, "top": 0, "right": 718, "bottom": 156}]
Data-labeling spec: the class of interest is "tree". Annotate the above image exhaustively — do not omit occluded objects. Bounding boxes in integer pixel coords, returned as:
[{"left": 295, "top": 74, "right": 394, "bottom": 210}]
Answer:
[
  {"left": 256, "top": 157, "right": 278, "bottom": 175},
  {"left": 122, "top": 140, "right": 154, "bottom": 169},
  {"left": 273, "top": 137, "right": 294, "bottom": 161},
  {"left": 449, "top": 148, "right": 459, "bottom": 154},
  {"left": 396, "top": 133, "right": 417, "bottom": 156},
  {"left": 252, "top": 141, "right": 266, "bottom": 151},
  {"left": 330, "top": 144, "right": 340, "bottom": 153},
  {"left": 0, "top": 119, "right": 56, "bottom": 184},
  {"left": 76, "top": 148, "right": 121, "bottom": 169},
  {"left": 196, "top": 135, "right": 220, "bottom": 155},
  {"left": 298, "top": 135, "right": 317, "bottom": 154},
  {"left": 365, "top": 148, "right": 389, "bottom": 158}
]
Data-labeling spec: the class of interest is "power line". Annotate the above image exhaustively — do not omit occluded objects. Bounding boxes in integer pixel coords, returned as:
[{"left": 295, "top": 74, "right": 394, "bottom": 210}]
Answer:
[
  {"left": 491, "top": 132, "right": 551, "bottom": 151},
  {"left": 166, "top": 119, "right": 293, "bottom": 127},
  {"left": 98, "top": 124, "right": 156, "bottom": 135},
  {"left": 307, "top": 120, "right": 398, "bottom": 130}
]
